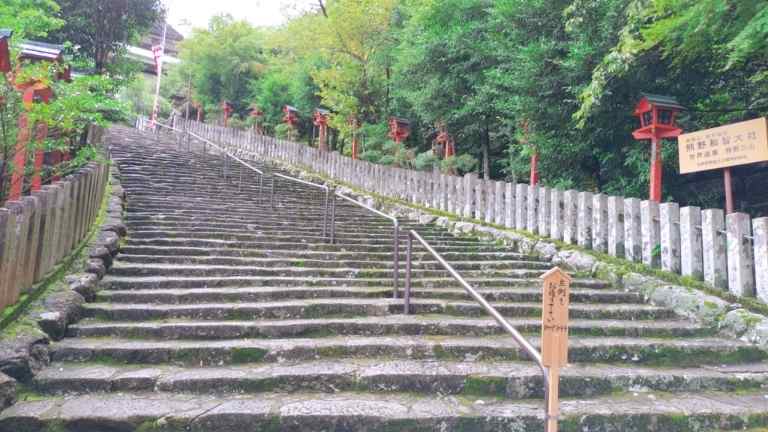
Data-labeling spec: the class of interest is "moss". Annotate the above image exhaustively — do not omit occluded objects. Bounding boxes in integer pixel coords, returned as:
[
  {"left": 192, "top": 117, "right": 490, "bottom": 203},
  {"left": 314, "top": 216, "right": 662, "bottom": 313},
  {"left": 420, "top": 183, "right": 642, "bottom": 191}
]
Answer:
[
  {"left": 230, "top": 347, "right": 268, "bottom": 363},
  {"left": 462, "top": 376, "right": 507, "bottom": 397},
  {"left": 44, "top": 421, "right": 67, "bottom": 432},
  {"left": 0, "top": 177, "right": 113, "bottom": 334}
]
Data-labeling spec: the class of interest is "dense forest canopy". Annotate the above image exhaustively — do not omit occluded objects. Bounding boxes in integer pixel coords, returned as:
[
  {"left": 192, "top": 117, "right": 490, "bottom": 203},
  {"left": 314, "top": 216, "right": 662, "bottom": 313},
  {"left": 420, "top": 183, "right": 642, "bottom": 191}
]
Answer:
[{"left": 167, "top": 0, "right": 767, "bottom": 212}]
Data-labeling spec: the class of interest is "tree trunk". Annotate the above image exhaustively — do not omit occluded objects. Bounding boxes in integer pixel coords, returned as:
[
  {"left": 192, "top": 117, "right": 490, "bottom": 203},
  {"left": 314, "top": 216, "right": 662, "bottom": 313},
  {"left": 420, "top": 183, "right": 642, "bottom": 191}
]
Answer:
[{"left": 482, "top": 124, "right": 491, "bottom": 180}]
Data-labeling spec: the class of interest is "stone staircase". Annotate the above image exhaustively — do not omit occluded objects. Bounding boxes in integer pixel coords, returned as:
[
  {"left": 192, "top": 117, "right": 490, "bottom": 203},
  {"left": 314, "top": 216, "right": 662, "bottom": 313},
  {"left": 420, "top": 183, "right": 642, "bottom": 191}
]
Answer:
[{"left": 2, "top": 126, "right": 767, "bottom": 431}]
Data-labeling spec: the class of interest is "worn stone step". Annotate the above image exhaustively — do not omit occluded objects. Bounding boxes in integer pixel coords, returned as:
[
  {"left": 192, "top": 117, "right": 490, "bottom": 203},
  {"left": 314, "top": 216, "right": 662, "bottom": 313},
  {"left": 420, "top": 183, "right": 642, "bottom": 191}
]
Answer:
[
  {"left": 51, "top": 336, "right": 766, "bottom": 366},
  {"left": 113, "top": 255, "right": 552, "bottom": 270},
  {"left": 98, "top": 275, "right": 611, "bottom": 290},
  {"left": 117, "top": 246, "right": 534, "bottom": 262},
  {"left": 122, "top": 238, "right": 497, "bottom": 252},
  {"left": 81, "top": 299, "right": 675, "bottom": 322},
  {"left": 124, "top": 220, "right": 448, "bottom": 235},
  {"left": 96, "top": 286, "right": 643, "bottom": 305},
  {"left": 33, "top": 361, "right": 768, "bottom": 398},
  {"left": 106, "top": 263, "right": 548, "bottom": 279},
  {"left": 4, "top": 390, "right": 767, "bottom": 432},
  {"left": 68, "top": 316, "right": 709, "bottom": 339},
  {"left": 125, "top": 230, "right": 462, "bottom": 244}
]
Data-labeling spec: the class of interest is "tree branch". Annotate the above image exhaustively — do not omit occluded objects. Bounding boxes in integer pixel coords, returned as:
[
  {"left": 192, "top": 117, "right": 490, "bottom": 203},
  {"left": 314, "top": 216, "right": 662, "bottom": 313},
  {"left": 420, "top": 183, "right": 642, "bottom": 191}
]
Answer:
[{"left": 318, "top": 0, "right": 328, "bottom": 18}]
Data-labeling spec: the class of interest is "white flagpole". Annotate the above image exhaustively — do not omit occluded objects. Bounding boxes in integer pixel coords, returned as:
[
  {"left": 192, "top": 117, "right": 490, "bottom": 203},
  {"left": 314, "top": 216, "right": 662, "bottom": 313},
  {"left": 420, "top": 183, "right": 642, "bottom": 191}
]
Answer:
[{"left": 150, "top": 18, "right": 168, "bottom": 127}]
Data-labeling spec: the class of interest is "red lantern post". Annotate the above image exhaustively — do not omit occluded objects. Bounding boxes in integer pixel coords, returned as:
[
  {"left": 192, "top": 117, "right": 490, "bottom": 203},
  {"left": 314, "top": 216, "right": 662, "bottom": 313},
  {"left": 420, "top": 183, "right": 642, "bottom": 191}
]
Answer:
[
  {"left": 313, "top": 108, "right": 330, "bottom": 152},
  {"left": 283, "top": 105, "right": 299, "bottom": 141},
  {"left": 632, "top": 94, "right": 684, "bottom": 202},
  {"left": 348, "top": 116, "right": 361, "bottom": 160},
  {"left": 222, "top": 101, "right": 233, "bottom": 127},
  {"left": 388, "top": 117, "right": 411, "bottom": 145},
  {"left": 250, "top": 106, "right": 264, "bottom": 134},
  {"left": 0, "top": 30, "right": 11, "bottom": 74},
  {"left": 434, "top": 121, "right": 455, "bottom": 159}
]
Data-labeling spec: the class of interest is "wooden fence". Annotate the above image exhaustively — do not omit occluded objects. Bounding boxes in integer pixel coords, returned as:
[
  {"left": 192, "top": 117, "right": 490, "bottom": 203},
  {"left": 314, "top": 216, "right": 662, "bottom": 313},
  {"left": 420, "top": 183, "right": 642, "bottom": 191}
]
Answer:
[
  {"left": 173, "top": 117, "right": 768, "bottom": 306},
  {"left": 0, "top": 128, "right": 108, "bottom": 310}
]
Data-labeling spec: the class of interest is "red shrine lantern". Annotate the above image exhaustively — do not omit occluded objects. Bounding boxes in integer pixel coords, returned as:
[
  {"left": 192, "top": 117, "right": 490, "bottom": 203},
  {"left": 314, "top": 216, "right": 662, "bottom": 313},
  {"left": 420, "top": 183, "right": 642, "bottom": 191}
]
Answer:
[
  {"left": 283, "top": 105, "right": 299, "bottom": 140},
  {"left": 313, "top": 108, "right": 330, "bottom": 152},
  {"left": 388, "top": 117, "right": 411, "bottom": 144},
  {"left": 433, "top": 121, "right": 455, "bottom": 159},
  {"left": 250, "top": 106, "right": 264, "bottom": 134},
  {"left": 0, "top": 30, "right": 11, "bottom": 74},
  {"left": 632, "top": 93, "right": 685, "bottom": 202},
  {"left": 348, "top": 116, "right": 361, "bottom": 160},
  {"left": 221, "top": 101, "right": 233, "bottom": 127}
]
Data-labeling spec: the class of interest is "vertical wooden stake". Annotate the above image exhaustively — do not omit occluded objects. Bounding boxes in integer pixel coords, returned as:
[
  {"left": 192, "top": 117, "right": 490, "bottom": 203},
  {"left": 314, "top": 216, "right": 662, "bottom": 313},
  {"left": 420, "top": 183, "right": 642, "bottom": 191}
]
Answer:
[
  {"left": 547, "top": 367, "right": 560, "bottom": 432},
  {"left": 724, "top": 167, "right": 734, "bottom": 214}
]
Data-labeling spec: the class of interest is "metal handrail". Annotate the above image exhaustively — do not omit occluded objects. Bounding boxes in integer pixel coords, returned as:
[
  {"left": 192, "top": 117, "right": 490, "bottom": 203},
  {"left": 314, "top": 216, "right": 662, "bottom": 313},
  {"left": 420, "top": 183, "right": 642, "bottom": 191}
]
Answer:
[
  {"left": 138, "top": 117, "right": 332, "bottom": 240},
  {"left": 404, "top": 229, "right": 552, "bottom": 430},
  {"left": 332, "top": 191, "right": 400, "bottom": 296}
]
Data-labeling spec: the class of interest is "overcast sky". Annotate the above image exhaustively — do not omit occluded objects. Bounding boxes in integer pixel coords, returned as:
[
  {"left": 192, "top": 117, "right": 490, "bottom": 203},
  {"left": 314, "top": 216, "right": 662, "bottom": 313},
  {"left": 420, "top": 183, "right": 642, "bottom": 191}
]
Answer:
[{"left": 165, "top": 0, "right": 317, "bottom": 35}]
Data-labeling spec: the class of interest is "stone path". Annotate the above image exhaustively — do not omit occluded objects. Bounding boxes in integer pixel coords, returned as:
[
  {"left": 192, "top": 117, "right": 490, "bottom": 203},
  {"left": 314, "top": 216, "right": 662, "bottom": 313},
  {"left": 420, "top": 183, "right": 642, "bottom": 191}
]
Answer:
[{"left": 2, "top": 126, "right": 767, "bottom": 431}]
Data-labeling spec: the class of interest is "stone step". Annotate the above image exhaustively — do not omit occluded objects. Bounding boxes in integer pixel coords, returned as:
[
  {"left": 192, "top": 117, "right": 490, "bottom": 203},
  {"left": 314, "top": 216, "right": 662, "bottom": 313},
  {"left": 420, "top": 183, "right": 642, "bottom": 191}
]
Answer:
[
  {"left": 96, "top": 286, "right": 643, "bottom": 305},
  {"left": 5, "top": 390, "right": 767, "bottom": 432},
  {"left": 68, "top": 316, "right": 709, "bottom": 339},
  {"left": 118, "top": 246, "right": 533, "bottom": 262},
  {"left": 51, "top": 336, "right": 766, "bottom": 366},
  {"left": 113, "top": 255, "right": 552, "bottom": 270},
  {"left": 123, "top": 220, "right": 448, "bottom": 235},
  {"left": 122, "top": 233, "right": 484, "bottom": 247},
  {"left": 106, "top": 263, "right": 548, "bottom": 279},
  {"left": 98, "top": 275, "right": 611, "bottom": 290},
  {"left": 81, "top": 299, "right": 675, "bottom": 322},
  {"left": 33, "top": 361, "right": 768, "bottom": 399}
]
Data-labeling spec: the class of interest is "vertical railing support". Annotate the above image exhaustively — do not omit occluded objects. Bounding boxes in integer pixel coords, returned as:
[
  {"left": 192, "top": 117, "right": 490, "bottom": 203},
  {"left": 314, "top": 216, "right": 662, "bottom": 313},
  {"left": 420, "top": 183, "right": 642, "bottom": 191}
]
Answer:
[{"left": 405, "top": 233, "right": 412, "bottom": 314}]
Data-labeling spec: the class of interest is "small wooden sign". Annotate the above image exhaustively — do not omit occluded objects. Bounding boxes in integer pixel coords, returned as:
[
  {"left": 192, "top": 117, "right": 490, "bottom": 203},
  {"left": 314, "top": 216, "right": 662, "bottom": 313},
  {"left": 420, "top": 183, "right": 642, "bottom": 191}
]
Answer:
[
  {"left": 541, "top": 267, "right": 572, "bottom": 368},
  {"left": 678, "top": 117, "right": 768, "bottom": 174}
]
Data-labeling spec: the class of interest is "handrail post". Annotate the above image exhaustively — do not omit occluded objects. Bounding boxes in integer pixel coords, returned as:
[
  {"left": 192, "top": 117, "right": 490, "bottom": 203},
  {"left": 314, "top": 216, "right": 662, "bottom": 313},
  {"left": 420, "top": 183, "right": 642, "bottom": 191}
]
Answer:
[
  {"left": 330, "top": 194, "right": 337, "bottom": 244},
  {"left": 270, "top": 174, "right": 276, "bottom": 208},
  {"left": 393, "top": 221, "right": 400, "bottom": 298},
  {"left": 322, "top": 186, "right": 330, "bottom": 241},
  {"left": 405, "top": 232, "right": 412, "bottom": 314}
]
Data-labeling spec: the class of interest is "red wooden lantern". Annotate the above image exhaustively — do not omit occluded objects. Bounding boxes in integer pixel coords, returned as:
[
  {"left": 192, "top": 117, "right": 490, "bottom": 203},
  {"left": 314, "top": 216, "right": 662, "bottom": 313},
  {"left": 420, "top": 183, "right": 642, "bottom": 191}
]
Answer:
[
  {"left": 433, "top": 121, "right": 455, "bottom": 159},
  {"left": 632, "top": 93, "right": 685, "bottom": 202},
  {"left": 313, "top": 108, "right": 330, "bottom": 152},
  {"left": 250, "top": 106, "right": 264, "bottom": 134},
  {"left": 221, "top": 101, "right": 233, "bottom": 127},
  {"left": 388, "top": 116, "right": 411, "bottom": 144},
  {"left": 283, "top": 105, "right": 299, "bottom": 127},
  {"left": 348, "top": 116, "right": 361, "bottom": 160},
  {"left": 0, "top": 30, "right": 12, "bottom": 74}
]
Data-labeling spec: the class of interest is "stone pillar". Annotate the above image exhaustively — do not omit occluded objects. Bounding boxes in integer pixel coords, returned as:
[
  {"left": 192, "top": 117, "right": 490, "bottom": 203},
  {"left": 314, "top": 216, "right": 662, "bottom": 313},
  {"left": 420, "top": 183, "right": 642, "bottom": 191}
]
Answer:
[
  {"left": 754, "top": 217, "right": 768, "bottom": 303},
  {"left": 680, "top": 207, "right": 703, "bottom": 280},
  {"left": 474, "top": 178, "right": 485, "bottom": 221},
  {"left": 641, "top": 200, "right": 660, "bottom": 268},
  {"left": 550, "top": 189, "right": 563, "bottom": 240},
  {"left": 505, "top": 183, "right": 515, "bottom": 229},
  {"left": 495, "top": 181, "right": 505, "bottom": 226},
  {"left": 562, "top": 190, "right": 578, "bottom": 244},
  {"left": 527, "top": 185, "right": 539, "bottom": 234},
  {"left": 592, "top": 193, "right": 608, "bottom": 253},
  {"left": 624, "top": 198, "right": 642, "bottom": 262},
  {"left": 484, "top": 180, "right": 495, "bottom": 224},
  {"left": 464, "top": 173, "right": 476, "bottom": 219},
  {"left": 726, "top": 212, "right": 755, "bottom": 298},
  {"left": 538, "top": 187, "right": 551, "bottom": 238},
  {"left": 607, "top": 196, "right": 624, "bottom": 258},
  {"left": 516, "top": 184, "right": 528, "bottom": 231},
  {"left": 702, "top": 209, "right": 728, "bottom": 290},
  {"left": 659, "top": 202, "right": 681, "bottom": 274},
  {"left": 577, "top": 192, "right": 593, "bottom": 249}
]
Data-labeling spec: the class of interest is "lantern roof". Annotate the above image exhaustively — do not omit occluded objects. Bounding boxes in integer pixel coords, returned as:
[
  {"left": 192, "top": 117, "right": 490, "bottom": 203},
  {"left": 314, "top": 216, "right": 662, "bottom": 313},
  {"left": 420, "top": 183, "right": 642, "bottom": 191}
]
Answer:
[
  {"left": 19, "top": 40, "right": 64, "bottom": 61},
  {"left": 0, "top": 29, "right": 12, "bottom": 40},
  {"left": 636, "top": 93, "right": 685, "bottom": 112},
  {"left": 390, "top": 116, "right": 410, "bottom": 126},
  {"left": 315, "top": 108, "right": 330, "bottom": 116},
  {"left": 285, "top": 105, "right": 298, "bottom": 112}
]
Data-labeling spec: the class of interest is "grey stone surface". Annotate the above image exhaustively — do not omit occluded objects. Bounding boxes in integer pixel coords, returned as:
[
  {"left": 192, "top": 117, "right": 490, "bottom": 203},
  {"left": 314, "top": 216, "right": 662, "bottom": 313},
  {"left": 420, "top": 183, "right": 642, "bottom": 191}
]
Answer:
[
  {"left": 537, "top": 186, "right": 550, "bottom": 237},
  {"left": 550, "top": 188, "right": 563, "bottom": 241},
  {"left": 85, "top": 258, "right": 107, "bottom": 279},
  {"left": 680, "top": 206, "right": 703, "bottom": 280},
  {"left": 65, "top": 273, "right": 100, "bottom": 301},
  {"left": 721, "top": 309, "right": 768, "bottom": 350},
  {"left": 755, "top": 217, "right": 768, "bottom": 304},
  {"left": 515, "top": 184, "right": 527, "bottom": 231},
  {"left": 504, "top": 182, "right": 514, "bottom": 229},
  {"left": 562, "top": 190, "right": 578, "bottom": 244},
  {"left": 702, "top": 209, "right": 728, "bottom": 290},
  {"left": 552, "top": 250, "right": 597, "bottom": 272},
  {"left": 623, "top": 198, "right": 642, "bottom": 262},
  {"left": 659, "top": 202, "right": 681, "bottom": 273},
  {"left": 0, "top": 372, "right": 15, "bottom": 411},
  {"left": 640, "top": 200, "right": 660, "bottom": 268},
  {"left": 526, "top": 184, "right": 538, "bottom": 234},
  {"left": 607, "top": 196, "right": 624, "bottom": 258},
  {"left": 37, "top": 290, "right": 86, "bottom": 340},
  {"left": 726, "top": 212, "right": 755, "bottom": 298},
  {"left": 592, "top": 193, "right": 608, "bottom": 253},
  {"left": 0, "top": 334, "right": 50, "bottom": 382},
  {"left": 577, "top": 191, "right": 593, "bottom": 249}
]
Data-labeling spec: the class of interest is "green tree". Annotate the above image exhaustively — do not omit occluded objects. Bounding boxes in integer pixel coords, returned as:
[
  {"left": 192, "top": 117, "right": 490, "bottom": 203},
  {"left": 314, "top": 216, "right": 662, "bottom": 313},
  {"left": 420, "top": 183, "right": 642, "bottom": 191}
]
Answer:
[
  {"left": 49, "top": 0, "right": 164, "bottom": 72},
  {"left": 0, "top": 0, "right": 63, "bottom": 39}
]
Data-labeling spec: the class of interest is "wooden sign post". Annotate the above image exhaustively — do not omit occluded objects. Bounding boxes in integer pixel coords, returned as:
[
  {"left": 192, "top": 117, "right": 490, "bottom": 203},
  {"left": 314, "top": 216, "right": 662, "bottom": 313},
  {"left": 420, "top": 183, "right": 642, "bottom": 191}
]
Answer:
[
  {"left": 678, "top": 117, "right": 768, "bottom": 214},
  {"left": 541, "top": 267, "right": 572, "bottom": 432}
]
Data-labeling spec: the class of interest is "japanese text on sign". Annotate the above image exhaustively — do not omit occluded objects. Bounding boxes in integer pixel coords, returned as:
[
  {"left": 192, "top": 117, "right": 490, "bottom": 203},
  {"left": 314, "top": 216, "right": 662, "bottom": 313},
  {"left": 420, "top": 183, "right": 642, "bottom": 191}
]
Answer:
[
  {"left": 541, "top": 267, "right": 571, "bottom": 368},
  {"left": 678, "top": 117, "right": 768, "bottom": 174}
]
